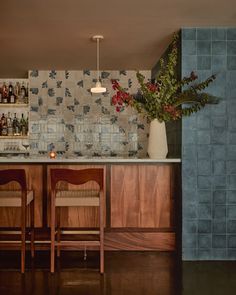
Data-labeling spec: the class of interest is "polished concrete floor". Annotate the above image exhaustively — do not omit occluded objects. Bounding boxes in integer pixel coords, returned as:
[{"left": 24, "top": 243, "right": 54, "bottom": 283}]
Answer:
[{"left": 0, "top": 251, "right": 235, "bottom": 295}]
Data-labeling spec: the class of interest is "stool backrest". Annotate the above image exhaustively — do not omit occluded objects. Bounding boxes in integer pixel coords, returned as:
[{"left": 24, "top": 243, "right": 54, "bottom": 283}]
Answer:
[
  {"left": 0, "top": 169, "right": 27, "bottom": 190},
  {"left": 50, "top": 168, "right": 104, "bottom": 191}
]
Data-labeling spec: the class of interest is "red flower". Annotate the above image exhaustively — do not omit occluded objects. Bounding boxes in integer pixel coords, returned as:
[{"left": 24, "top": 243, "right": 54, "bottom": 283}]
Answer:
[
  {"left": 190, "top": 71, "right": 198, "bottom": 80},
  {"left": 146, "top": 82, "right": 158, "bottom": 92},
  {"left": 164, "top": 104, "right": 181, "bottom": 119},
  {"left": 111, "top": 80, "right": 120, "bottom": 90},
  {"left": 111, "top": 95, "right": 117, "bottom": 105}
]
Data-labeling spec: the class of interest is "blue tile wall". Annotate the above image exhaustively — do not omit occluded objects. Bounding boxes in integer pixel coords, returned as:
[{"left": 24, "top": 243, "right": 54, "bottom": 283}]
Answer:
[{"left": 182, "top": 27, "right": 236, "bottom": 260}]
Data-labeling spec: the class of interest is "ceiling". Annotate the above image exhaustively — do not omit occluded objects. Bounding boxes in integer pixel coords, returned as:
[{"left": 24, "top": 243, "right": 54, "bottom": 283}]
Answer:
[{"left": 1, "top": 0, "right": 236, "bottom": 78}]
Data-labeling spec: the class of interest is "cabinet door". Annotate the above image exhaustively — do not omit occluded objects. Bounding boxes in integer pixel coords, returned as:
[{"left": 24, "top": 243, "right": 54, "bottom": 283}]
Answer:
[
  {"left": 139, "top": 165, "right": 173, "bottom": 227},
  {"left": 111, "top": 165, "right": 140, "bottom": 227},
  {"left": 111, "top": 164, "right": 174, "bottom": 228}
]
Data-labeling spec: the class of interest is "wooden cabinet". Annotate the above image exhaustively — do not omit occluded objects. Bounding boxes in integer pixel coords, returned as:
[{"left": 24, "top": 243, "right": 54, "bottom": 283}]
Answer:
[
  {"left": 110, "top": 165, "right": 175, "bottom": 229},
  {"left": 0, "top": 162, "right": 180, "bottom": 251}
]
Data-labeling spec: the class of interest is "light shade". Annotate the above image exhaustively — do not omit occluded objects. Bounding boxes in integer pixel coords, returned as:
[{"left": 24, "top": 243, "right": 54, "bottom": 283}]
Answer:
[{"left": 91, "top": 81, "right": 106, "bottom": 94}]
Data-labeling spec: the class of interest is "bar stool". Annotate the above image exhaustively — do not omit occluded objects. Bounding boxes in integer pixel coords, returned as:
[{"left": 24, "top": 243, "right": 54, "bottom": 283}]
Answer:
[
  {"left": 50, "top": 168, "right": 104, "bottom": 273},
  {"left": 0, "top": 169, "right": 34, "bottom": 273}
]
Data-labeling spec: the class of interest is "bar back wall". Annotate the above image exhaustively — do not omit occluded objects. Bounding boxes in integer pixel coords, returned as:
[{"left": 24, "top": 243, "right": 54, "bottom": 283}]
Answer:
[{"left": 29, "top": 70, "right": 150, "bottom": 158}]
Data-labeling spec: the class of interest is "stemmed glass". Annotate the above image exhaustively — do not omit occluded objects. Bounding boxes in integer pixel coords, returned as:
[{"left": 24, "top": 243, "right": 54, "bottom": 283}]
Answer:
[{"left": 22, "top": 140, "right": 30, "bottom": 157}]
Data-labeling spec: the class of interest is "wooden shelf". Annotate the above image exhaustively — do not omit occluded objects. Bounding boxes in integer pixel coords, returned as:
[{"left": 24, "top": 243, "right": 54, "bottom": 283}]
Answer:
[
  {"left": 0, "top": 103, "right": 28, "bottom": 107},
  {"left": 0, "top": 151, "right": 29, "bottom": 154},
  {"left": 0, "top": 135, "right": 28, "bottom": 139}
]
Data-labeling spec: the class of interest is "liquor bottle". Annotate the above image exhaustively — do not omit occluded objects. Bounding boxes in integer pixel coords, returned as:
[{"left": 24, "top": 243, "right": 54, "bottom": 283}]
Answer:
[
  {"left": 0, "top": 83, "right": 2, "bottom": 103},
  {"left": 25, "top": 82, "right": 29, "bottom": 104},
  {"left": 14, "top": 82, "right": 21, "bottom": 103},
  {"left": 13, "top": 113, "right": 20, "bottom": 136},
  {"left": 20, "top": 113, "right": 27, "bottom": 136},
  {"left": 2, "top": 82, "right": 8, "bottom": 103},
  {"left": 6, "top": 112, "right": 13, "bottom": 136},
  {"left": 8, "top": 82, "right": 15, "bottom": 103},
  {"left": 1, "top": 113, "right": 7, "bottom": 136},
  {"left": 26, "top": 113, "right": 29, "bottom": 135},
  {"left": 20, "top": 82, "right": 26, "bottom": 103}
]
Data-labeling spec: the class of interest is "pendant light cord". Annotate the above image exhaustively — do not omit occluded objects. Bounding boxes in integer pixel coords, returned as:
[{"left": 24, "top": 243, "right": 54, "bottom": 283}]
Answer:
[{"left": 97, "top": 38, "right": 100, "bottom": 82}]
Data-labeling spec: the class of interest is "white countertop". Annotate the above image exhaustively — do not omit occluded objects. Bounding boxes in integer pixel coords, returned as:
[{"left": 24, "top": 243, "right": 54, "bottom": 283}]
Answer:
[{"left": 0, "top": 157, "right": 181, "bottom": 163}]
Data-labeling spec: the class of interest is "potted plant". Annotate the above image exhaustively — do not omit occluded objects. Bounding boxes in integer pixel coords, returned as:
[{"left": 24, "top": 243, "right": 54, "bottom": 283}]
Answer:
[{"left": 111, "top": 33, "right": 217, "bottom": 159}]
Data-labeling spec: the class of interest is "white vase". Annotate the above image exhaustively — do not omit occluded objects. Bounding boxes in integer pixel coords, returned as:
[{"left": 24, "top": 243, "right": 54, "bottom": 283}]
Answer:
[{"left": 147, "top": 119, "right": 168, "bottom": 159}]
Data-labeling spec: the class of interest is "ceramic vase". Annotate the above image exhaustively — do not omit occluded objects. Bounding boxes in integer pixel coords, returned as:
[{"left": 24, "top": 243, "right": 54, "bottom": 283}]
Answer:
[{"left": 147, "top": 119, "right": 168, "bottom": 159}]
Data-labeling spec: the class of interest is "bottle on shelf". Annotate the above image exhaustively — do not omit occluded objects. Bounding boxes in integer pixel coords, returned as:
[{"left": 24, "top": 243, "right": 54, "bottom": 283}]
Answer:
[
  {"left": 6, "top": 112, "right": 13, "bottom": 136},
  {"left": 1, "top": 113, "right": 7, "bottom": 136},
  {"left": 0, "top": 83, "right": 2, "bottom": 103},
  {"left": 14, "top": 82, "right": 21, "bottom": 103},
  {"left": 19, "top": 82, "right": 26, "bottom": 103},
  {"left": 2, "top": 82, "right": 8, "bottom": 104},
  {"left": 26, "top": 112, "right": 29, "bottom": 135},
  {"left": 20, "top": 113, "right": 27, "bottom": 136},
  {"left": 13, "top": 113, "right": 20, "bottom": 136},
  {"left": 25, "top": 82, "right": 29, "bottom": 104},
  {"left": 8, "top": 82, "right": 16, "bottom": 103}
]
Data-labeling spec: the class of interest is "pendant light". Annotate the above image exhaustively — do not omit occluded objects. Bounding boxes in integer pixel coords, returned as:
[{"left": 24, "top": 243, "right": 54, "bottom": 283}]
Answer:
[{"left": 90, "top": 35, "right": 106, "bottom": 94}]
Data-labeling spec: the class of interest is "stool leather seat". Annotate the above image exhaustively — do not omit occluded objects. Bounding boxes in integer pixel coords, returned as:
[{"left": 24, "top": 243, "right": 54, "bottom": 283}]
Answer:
[
  {"left": 0, "top": 190, "right": 34, "bottom": 207},
  {"left": 55, "top": 189, "right": 99, "bottom": 206}
]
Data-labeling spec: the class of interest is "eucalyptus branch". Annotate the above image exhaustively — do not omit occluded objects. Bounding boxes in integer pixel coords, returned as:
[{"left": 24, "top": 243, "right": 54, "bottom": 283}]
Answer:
[{"left": 111, "top": 32, "right": 218, "bottom": 122}]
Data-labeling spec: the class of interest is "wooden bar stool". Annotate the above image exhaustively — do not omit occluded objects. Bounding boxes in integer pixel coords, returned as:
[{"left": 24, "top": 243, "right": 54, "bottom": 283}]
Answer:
[
  {"left": 50, "top": 168, "right": 104, "bottom": 273},
  {"left": 0, "top": 169, "right": 34, "bottom": 273}
]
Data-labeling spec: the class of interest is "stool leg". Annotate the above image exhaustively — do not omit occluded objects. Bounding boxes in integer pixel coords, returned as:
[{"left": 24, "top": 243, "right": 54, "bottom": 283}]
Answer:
[
  {"left": 21, "top": 195, "right": 26, "bottom": 274},
  {"left": 100, "top": 191, "right": 104, "bottom": 274},
  {"left": 30, "top": 199, "right": 35, "bottom": 258},
  {"left": 56, "top": 207, "right": 61, "bottom": 257},
  {"left": 51, "top": 192, "right": 56, "bottom": 273}
]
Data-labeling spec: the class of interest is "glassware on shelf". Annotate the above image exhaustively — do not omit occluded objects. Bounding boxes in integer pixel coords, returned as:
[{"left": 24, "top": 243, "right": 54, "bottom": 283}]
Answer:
[{"left": 22, "top": 139, "right": 30, "bottom": 158}]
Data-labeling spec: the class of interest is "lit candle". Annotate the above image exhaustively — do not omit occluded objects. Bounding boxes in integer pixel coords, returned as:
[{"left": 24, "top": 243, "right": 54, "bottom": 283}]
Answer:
[{"left": 49, "top": 151, "right": 56, "bottom": 159}]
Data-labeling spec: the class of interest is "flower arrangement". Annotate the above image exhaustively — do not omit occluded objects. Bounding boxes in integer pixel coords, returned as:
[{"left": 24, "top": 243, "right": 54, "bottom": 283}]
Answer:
[{"left": 111, "top": 33, "right": 217, "bottom": 122}]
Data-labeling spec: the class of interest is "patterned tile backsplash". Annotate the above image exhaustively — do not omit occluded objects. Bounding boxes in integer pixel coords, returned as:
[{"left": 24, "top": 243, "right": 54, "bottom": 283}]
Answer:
[{"left": 29, "top": 70, "right": 150, "bottom": 158}]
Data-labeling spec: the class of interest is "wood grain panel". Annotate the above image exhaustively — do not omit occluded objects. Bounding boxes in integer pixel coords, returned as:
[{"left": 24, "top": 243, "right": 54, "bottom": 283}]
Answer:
[
  {"left": 110, "top": 165, "right": 139, "bottom": 227},
  {"left": 0, "top": 164, "right": 43, "bottom": 227},
  {"left": 111, "top": 164, "right": 175, "bottom": 229},
  {"left": 139, "top": 165, "right": 173, "bottom": 228},
  {"left": 104, "top": 232, "right": 175, "bottom": 251},
  {"left": 47, "top": 165, "right": 106, "bottom": 228}
]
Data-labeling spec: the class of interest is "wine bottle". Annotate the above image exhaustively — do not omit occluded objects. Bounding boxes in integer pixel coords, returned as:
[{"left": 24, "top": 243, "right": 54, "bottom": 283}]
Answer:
[
  {"left": 20, "top": 113, "right": 27, "bottom": 136},
  {"left": 9, "top": 82, "right": 15, "bottom": 103},
  {"left": 0, "top": 83, "right": 3, "bottom": 103},
  {"left": 14, "top": 82, "right": 21, "bottom": 103},
  {"left": 13, "top": 113, "right": 20, "bottom": 136},
  {"left": 26, "top": 112, "right": 29, "bottom": 135},
  {"left": 1, "top": 113, "right": 7, "bottom": 136},
  {"left": 2, "top": 83, "right": 8, "bottom": 103},
  {"left": 7, "top": 112, "right": 13, "bottom": 136},
  {"left": 20, "top": 82, "right": 26, "bottom": 103}
]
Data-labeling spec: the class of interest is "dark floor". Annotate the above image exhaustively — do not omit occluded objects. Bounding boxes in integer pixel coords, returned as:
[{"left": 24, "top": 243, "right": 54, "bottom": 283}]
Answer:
[{"left": 0, "top": 251, "right": 235, "bottom": 295}]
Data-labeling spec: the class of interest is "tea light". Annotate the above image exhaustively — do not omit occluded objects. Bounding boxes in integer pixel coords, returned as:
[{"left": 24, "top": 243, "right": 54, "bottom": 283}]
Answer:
[{"left": 49, "top": 151, "right": 57, "bottom": 159}]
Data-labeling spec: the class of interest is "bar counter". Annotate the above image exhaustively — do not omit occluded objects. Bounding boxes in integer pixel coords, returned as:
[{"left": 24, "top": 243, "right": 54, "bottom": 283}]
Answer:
[
  {"left": 0, "top": 157, "right": 181, "bottom": 163},
  {"left": 0, "top": 157, "right": 181, "bottom": 252}
]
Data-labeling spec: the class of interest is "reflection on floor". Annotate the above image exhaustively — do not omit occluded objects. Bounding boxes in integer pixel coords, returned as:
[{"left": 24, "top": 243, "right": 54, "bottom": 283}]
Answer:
[{"left": 0, "top": 251, "right": 235, "bottom": 295}]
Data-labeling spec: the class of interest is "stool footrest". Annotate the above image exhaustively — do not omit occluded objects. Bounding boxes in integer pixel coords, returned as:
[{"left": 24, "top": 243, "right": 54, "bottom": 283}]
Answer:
[
  {"left": 55, "top": 241, "right": 100, "bottom": 246},
  {"left": 60, "top": 230, "right": 100, "bottom": 235}
]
